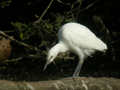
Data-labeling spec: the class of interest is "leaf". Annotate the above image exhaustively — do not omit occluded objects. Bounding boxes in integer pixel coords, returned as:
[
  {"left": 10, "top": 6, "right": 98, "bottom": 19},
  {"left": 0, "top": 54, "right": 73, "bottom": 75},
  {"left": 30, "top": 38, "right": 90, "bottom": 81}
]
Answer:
[{"left": 20, "top": 33, "right": 24, "bottom": 40}]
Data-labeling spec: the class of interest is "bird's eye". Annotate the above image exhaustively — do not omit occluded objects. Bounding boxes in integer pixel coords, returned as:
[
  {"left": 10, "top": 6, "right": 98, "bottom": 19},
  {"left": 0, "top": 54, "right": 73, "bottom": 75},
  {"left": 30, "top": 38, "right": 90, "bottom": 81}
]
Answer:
[{"left": 50, "top": 56, "right": 53, "bottom": 60}]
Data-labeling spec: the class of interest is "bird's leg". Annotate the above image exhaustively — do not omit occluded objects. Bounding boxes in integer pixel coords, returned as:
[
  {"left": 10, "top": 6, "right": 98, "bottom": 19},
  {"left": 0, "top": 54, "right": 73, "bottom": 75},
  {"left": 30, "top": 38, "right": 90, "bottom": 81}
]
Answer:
[{"left": 73, "top": 54, "right": 84, "bottom": 77}]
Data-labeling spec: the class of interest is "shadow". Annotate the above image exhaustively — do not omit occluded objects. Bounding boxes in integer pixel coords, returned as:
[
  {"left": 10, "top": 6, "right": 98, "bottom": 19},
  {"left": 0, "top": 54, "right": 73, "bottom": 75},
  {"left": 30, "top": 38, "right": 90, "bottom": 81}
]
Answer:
[{"left": 0, "top": 53, "right": 120, "bottom": 82}]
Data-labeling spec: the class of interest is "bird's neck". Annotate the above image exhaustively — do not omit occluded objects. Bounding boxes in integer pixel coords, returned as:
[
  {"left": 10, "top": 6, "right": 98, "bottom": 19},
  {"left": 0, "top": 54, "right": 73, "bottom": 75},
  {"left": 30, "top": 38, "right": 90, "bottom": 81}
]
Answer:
[{"left": 53, "top": 42, "right": 68, "bottom": 54}]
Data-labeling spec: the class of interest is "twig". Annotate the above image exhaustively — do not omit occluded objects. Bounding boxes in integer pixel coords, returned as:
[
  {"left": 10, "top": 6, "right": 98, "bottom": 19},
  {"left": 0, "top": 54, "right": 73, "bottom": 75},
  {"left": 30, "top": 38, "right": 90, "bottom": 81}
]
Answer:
[
  {"left": 70, "top": 0, "right": 100, "bottom": 21},
  {"left": 3, "top": 54, "right": 41, "bottom": 63},
  {"left": 33, "top": 0, "right": 54, "bottom": 25},
  {"left": 79, "top": 0, "right": 100, "bottom": 12},
  {"left": 0, "top": 31, "right": 37, "bottom": 51},
  {"left": 56, "top": 0, "right": 70, "bottom": 5},
  {"left": 3, "top": 57, "right": 23, "bottom": 63}
]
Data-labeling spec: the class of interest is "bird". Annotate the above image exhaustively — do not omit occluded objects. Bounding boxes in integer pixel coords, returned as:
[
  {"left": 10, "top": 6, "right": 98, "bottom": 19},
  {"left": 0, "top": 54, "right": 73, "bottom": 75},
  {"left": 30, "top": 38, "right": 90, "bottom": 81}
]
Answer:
[{"left": 44, "top": 22, "right": 107, "bottom": 77}]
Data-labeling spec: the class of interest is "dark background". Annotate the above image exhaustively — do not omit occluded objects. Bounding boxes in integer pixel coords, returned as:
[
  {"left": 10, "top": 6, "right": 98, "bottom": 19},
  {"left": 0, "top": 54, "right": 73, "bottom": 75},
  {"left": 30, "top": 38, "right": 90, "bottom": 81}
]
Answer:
[{"left": 0, "top": 0, "right": 120, "bottom": 81}]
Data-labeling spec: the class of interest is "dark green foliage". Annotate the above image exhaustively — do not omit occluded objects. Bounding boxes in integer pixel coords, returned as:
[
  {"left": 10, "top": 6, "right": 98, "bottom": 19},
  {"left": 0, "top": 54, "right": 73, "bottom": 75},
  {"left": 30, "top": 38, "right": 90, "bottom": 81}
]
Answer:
[{"left": 0, "top": 0, "right": 12, "bottom": 8}]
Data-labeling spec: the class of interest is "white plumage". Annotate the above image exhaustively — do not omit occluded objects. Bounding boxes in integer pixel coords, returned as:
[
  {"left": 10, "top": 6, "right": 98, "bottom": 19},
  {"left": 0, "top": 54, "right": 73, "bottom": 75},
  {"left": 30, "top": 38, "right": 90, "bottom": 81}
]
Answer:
[{"left": 44, "top": 22, "right": 107, "bottom": 77}]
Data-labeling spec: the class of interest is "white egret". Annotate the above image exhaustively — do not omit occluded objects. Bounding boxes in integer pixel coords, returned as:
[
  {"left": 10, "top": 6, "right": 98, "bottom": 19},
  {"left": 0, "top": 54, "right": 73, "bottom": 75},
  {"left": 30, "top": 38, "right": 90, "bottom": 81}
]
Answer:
[{"left": 44, "top": 22, "right": 107, "bottom": 77}]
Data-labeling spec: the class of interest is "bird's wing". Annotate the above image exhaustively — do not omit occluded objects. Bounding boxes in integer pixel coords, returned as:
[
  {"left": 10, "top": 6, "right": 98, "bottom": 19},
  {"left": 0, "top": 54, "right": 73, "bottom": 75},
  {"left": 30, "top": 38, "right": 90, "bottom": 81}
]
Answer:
[{"left": 61, "top": 25, "right": 105, "bottom": 51}]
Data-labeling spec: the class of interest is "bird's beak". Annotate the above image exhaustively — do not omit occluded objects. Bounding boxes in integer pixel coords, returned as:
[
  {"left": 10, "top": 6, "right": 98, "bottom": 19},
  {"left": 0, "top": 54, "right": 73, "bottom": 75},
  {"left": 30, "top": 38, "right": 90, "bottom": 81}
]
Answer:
[
  {"left": 43, "top": 62, "right": 48, "bottom": 71},
  {"left": 43, "top": 56, "right": 54, "bottom": 71},
  {"left": 43, "top": 60, "right": 51, "bottom": 71}
]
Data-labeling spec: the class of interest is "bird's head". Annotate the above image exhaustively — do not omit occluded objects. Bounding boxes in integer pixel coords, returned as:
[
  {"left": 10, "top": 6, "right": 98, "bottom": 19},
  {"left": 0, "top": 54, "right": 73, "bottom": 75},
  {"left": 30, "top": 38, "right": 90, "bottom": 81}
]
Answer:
[
  {"left": 47, "top": 48, "right": 58, "bottom": 62},
  {"left": 43, "top": 46, "right": 59, "bottom": 71}
]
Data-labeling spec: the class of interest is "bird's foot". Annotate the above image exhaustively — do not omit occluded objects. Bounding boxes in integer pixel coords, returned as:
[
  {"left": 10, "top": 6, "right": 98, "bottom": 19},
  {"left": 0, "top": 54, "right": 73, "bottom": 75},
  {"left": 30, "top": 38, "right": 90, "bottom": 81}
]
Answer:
[
  {"left": 72, "top": 73, "right": 80, "bottom": 82},
  {"left": 73, "top": 72, "right": 79, "bottom": 77}
]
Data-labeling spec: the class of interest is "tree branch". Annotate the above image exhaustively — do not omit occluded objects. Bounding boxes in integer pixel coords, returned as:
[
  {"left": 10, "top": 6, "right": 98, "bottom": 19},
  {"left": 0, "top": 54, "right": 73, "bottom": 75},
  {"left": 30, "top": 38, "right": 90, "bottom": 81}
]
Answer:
[
  {"left": 3, "top": 53, "right": 42, "bottom": 63},
  {"left": 79, "top": 0, "right": 100, "bottom": 12},
  {"left": 0, "top": 31, "right": 37, "bottom": 51},
  {"left": 33, "top": 0, "right": 54, "bottom": 25}
]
